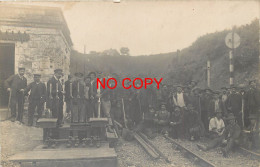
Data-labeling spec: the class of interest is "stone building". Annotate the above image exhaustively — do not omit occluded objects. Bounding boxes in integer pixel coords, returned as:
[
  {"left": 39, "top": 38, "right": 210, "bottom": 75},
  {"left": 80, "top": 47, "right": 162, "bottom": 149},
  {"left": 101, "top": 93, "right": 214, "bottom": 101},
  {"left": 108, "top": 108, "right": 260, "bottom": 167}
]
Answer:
[{"left": 0, "top": 4, "right": 72, "bottom": 107}]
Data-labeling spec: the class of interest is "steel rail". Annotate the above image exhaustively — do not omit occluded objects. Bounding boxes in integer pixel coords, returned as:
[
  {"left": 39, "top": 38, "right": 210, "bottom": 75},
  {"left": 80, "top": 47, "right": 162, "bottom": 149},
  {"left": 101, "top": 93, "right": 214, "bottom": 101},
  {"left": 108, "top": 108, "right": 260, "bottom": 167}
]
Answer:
[
  {"left": 133, "top": 132, "right": 160, "bottom": 159},
  {"left": 238, "top": 147, "right": 260, "bottom": 160},
  {"left": 137, "top": 132, "right": 171, "bottom": 163},
  {"left": 165, "top": 136, "right": 216, "bottom": 167}
]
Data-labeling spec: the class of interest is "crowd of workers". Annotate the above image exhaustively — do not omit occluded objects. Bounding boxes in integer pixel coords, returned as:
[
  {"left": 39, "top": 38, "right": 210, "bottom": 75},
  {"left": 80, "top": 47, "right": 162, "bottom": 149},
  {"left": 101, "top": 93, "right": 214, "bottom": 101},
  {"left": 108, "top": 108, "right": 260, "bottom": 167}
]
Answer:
[{"left": 4, "top": 67, "right": 260, "bottom": 157}]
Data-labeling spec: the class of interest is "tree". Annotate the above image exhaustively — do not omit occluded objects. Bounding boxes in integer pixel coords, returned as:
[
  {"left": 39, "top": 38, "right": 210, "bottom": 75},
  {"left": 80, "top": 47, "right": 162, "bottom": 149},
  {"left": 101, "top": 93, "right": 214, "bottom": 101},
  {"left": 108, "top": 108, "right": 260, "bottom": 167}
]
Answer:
[{"left": 120, "top": 47, "right": 130, "bottom": 56}]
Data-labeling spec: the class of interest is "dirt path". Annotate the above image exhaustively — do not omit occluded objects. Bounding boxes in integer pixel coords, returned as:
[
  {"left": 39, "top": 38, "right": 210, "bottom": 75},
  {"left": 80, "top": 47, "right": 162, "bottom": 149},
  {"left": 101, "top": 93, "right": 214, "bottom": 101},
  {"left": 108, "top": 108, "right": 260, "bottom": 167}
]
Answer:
[{"left": 0, "top": 121, "right": 42, "bottom": 167}]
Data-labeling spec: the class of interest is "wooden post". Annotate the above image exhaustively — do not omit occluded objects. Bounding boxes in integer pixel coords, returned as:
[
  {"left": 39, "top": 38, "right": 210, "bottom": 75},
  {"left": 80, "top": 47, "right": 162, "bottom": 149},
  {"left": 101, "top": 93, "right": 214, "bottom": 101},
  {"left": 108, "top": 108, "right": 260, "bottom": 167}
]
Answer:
[
  {"left": 207, "top": 55, "right": 211, "bottom": 88},
  {"left": 230, "top": 28, "right": 235, "bottom": 86}
]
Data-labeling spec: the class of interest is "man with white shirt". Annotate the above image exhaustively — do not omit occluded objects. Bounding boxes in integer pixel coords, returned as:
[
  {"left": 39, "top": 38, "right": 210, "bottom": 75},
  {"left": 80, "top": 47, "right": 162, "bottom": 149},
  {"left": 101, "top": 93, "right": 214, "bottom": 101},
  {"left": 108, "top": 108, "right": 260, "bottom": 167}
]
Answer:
[
  {"left": 46, "top": 69, "right": 64, "bottom": 127},
  {"left": 208, "top": 111, "right": 225, "bottom": 138},
  {"left": 173, "top": 85, "right": 187, "bottom": 108},
  {"left": 5, "top": 67, "right": 27, "bottom": 122}
]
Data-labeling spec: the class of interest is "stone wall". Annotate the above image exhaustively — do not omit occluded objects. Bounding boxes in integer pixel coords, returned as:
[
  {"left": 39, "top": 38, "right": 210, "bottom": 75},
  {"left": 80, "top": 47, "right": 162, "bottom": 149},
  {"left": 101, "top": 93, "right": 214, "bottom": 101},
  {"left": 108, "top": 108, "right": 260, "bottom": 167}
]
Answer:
[{"left": 0, "top": 25, "right": 70, "bottom": 84}]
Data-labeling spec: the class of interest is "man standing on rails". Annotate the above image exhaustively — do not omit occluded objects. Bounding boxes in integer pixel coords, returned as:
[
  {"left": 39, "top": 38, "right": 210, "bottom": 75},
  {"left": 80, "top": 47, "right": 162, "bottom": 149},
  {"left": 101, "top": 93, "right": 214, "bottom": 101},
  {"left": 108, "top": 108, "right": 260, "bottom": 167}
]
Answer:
[
  {"left": 5, "top": 67, "right": 27, "bottom": 122},
  {"left": 46, "top": 69, "right": 64, "bottom": 127}
]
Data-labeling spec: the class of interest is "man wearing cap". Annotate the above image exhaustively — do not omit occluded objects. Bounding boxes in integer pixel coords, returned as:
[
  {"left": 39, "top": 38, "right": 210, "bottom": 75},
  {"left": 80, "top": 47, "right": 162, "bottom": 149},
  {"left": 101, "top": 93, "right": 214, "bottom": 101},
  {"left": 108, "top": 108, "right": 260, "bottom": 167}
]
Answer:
[
  {"left": 99, "top": 75, "right": 114, "bottom": 132},
  {"left": 72, "top": 72, "right": 86, "bottom": 123},
  {"left": 25, "top": 74, "right": 46, "bottom": 126},
  {"left": 186, "top": 104, "right": 203, "bottom": 141},
  {"left": 198, "top": 113, "right": 241, "bottom": 157},
  {"left": 208, "top": 91, "right": 223, "bottom": 119},
  {"left": 189, "top": 80, "right": 198, "bottom": 92},
  {"left": 65, "top": 75, "right": 73, "bottom": 117},
  {"left": 200, "top": 88, "right": 213, "bottom": 131},
  {"left": 88, "top": 72, "right": 98, "bottom": 117},
  {"left": 154, "top": 102, "right": 170, "bottom": 136},
  {"left": 220, "top": 87, "right": 228, "bottom": 114},
  {"left": 244, "top": 80, "right": 259, "bottom": 128},
  {"left": 46, "top": 69, "right": 64, "bottom": 127},
  {"left": 173, "top": 85, "right": 188, "bottom": 108},
  {"left": 5, "top": 67, "right": 27, "bottom": 122},
  {"left": 169, "top": 106, "right": 184, "bottom": 139},
  {"left": 129, "top": 88, "right": 143, "bottom": 126},
  {"left": 227, "top": 85, "right": 243, "bottom": 127},
  {"left": 83, "top": 76, "right": 92, "bottom": 120},
  {"left": 138, "top": 104, "right": 157, "bottom": 139},
  {"left": 160, "top": 84, "right": 171, "bottom": 110},
  {"left": 247, "top": 114, "right": 259, "bottom": 149},
  {"left": 189, "top": 88, "right": 202, "bottom": 117}
]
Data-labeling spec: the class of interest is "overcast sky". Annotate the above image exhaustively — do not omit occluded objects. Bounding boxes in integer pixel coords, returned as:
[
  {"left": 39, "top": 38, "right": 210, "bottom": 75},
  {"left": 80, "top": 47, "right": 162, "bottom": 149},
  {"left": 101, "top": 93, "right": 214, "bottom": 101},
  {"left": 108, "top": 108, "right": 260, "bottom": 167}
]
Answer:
[{"left": 13, "top": 1, "right": 260, "bottom": 56}]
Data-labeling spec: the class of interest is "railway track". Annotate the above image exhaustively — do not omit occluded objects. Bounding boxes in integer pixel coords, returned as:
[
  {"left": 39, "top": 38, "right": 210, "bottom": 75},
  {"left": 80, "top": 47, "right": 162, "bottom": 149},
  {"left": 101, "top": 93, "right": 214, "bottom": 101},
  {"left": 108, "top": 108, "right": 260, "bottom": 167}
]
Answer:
[
  {"left": 238, "top": 147, "right": 260, "bottom": 160},
  {"left": 165, "top": 136, "right": 216, "bottom": 167},
  {"left": 134, "top": 132, "right": 216, "bottom": 167}
]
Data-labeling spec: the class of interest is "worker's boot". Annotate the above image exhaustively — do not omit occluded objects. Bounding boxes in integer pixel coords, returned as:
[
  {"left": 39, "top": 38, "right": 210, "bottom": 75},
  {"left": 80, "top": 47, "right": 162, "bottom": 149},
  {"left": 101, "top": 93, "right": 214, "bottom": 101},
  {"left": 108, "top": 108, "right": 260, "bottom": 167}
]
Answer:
[
  {"left": 107, "top": 125, "right": 114, "bottom": 133},
  {"left": 197, "top": 144, "right": 207, "bottom": 151}
]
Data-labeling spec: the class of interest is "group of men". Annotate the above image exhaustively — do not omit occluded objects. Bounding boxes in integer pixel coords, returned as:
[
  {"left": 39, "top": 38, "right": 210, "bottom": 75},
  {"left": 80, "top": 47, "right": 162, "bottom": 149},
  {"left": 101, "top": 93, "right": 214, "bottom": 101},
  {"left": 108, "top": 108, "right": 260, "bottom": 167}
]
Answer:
[
  {"left": 5, "top": 67, "right": 63, "bottom": 126},
  {"left": 5, "top": 67, "right": 260, "bottom": 157}
]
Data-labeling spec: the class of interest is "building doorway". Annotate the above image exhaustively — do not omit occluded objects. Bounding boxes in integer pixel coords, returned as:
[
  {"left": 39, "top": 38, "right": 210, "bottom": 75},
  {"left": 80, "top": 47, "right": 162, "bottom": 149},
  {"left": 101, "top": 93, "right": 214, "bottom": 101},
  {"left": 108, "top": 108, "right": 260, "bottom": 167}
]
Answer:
[{"left": 0, "top": 43, "right": 15, "bottom": 108}]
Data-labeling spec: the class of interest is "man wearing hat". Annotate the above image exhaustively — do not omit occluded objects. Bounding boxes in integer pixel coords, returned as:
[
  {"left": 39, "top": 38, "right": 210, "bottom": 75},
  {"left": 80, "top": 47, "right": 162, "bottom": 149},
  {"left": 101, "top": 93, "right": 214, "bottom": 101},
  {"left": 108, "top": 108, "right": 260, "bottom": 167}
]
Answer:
[
  {"left": 173, "top": 85, "right": 188, "bottom": 108},
  {"left": 200, "top": 88, "right": 213, "bottom": 131},
  {"left": 186, "top": 104, "right": 203, "bottom": 141},
  {"left": 46, "top": 69, "right": 64, "bottom": 127},
  {"left": 160, "top": 84, "right": 170, "bottom": 108},
  {"left": 24, "top": 74, "right": 46, "bottom": 126},
  {"left": 244, "top": 80, "right": 259, "bottom": 128},
  {"left": 154, "top": 102, "right": 170, "bottom": 136},
  {"left": 198, "top": 113, "right": 241, "bottom": 157},
  {"left": 65, "top": 75, "right": 73, "bottom": 117},
  {"left": 88, "top": 72, "right": 98, "bottom": 117},
  {"left": 5, "top": 67, "right": 27, "bottom": 122},
  {"left": 247, "top": 114, "right": 259, "bottom": 149},
  {"left": 72, "top": 72, "right": 86, "bottom": 123},
  {"left": 189, "top": 87, "right": 202, "bottom": 117},
  {"left": 136, "top": 104, "right": 157, "bottom": 139},
  {"left": 220, "top": 87, "right": 228, "bottom": 114},
  {"left": 83, "top": 76, "right": 92, "bottom": 120},
  {"left": 169, "top": 106, "right": 184, "bottom": 139},
  {"left": 227, "top": 85, "right": 243, "bottom": 127},
  {"left": 129, "top": 88, "right": 143, "bottom": 126},
  {"left": 189, "top": 80, "right": 198, "bottom": 92},
  {"left": 207, "top": 91, "right": 223, "bottom": 118}
]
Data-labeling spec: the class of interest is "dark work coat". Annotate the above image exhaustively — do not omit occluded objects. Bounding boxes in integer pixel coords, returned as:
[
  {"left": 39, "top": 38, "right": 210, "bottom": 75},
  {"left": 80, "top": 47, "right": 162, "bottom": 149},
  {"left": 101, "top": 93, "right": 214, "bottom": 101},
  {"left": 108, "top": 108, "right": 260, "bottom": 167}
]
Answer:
[
  {"left": 46, "top": 76, "right": 63, "bottom": 108},
  {"left": 146, "top": 87, "right": 157, "bottom": 109},
  {"left": 245, "top": 88, "right": 259, "bottom": 115},
  {"left": 189, "top": 94, "right": 202, "bottom": 116},
  {"left": 129, "top": 90, "right": 142, "bottom": 124},
  {"left": 89, "top": 80, "right": 98, "bottom": 100},
  {"left": 25, "top": 82, "right": 46, "bottom": 103},
  {"left": 227, "top": 93, "right": 242, "bottom": 117},
  {"left": 207, "top": 99, "right": 223, "bottom": 118},
  {"left": 72, "top": 80, "right": 85, "bottom": 99},
  {"left": 200, "top": 94, "right": 212, "bottom": 131},
  {"left": 4, "top": 74, "right": 27, "bottom": 97},
  {"left": 169, "top": 111, "right": 183, "bottom": 138},
  {"left": 64, "top": 80, "right": 72, "bottom": 102}
]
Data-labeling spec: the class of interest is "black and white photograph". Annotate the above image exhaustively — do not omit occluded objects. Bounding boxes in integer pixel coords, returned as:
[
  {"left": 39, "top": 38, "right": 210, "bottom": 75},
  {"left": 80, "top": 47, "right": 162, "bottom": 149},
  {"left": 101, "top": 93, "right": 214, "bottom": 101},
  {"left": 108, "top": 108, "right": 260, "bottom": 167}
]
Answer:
[{"left": 0, "top": 1, "right": 259, "bottom": 167}]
